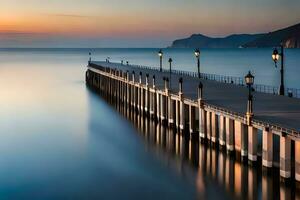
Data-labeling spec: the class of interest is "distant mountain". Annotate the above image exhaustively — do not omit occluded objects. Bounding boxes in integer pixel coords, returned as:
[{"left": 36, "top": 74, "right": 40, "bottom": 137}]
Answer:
[
  {"left": 170, "top": 23, "right": 300, "bottom": 48},
  {"left": 242, "top": 23, "right": 300, "bottom": 48},
  {"left": 170, "top": 33, "right": 264, "bottom": 48}
]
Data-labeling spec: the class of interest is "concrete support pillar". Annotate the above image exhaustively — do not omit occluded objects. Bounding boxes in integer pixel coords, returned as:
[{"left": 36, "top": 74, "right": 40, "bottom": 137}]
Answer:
[
  {"left": 280, "top": 135, "right": 291, "bottom": 178},
  {"left": 122, "top": 81, "right": 125, "bottom": 105},
  {"left": 137, "top": 87, "right": 141, "bottom": 112},
  {"left": 108, "top": 75, "right": 111, "bottom": 97},
  {"left": 126, "top": 72, "right": 130, "bottom": 106},
  {"left": 197, "top": 82, "right": 206, "bottom": 140},
  {"left": 248, "top": 126, "right": 258, "bottom": 161},
  {"left": 179, "top": 78, "right": 184, "bottom": 130},
  {"left": 153, "top": 91, "right": 157, "bottom": 119},
  {"left": 160, "top": 95, "right": 166, "bottom": 122},
  {"left": 295, "top": 141, "right": 300, "bottom": 181},
  {"left": 189, "top": 105, "right": 196, "bottom": 134},
  {"left": 116, "top": 75, "right": 119, "bottom": 100},
  {"left": 163, "top": 78, "right": 169, "bottom": 124},
  {"left": 241, "top": 124, "right": 248, "bottom": 157},
  {"left": 211, "top": 113, "right": 218, "bottom": 143},
  {"left": 262, "top": 127, "right": 273, "bottom": 168},
  {"left": 168, "top": 98, "right": 174, "bottom": 125},
  {"left": 150, "top": 76, "right": 156, "bottom": 118},
  {"left": 118, "top": 75, "right": 121, "bottom": 103},
  {"left": 179, "top": 101, "right": 185, "bottom": 130},
  {"left": 138, "top": 72, "right": 142, "bottom": 111},
  {"left": 176, "top": 100, "right": 179, "bottom": 128},
  {"left": 235, "top": 121, "right": 247, "bottom": 156},
  {"left": 199, "top": 109, "right": 206, "bottom": 139},
  {"left": 140, "top": 88, "right": 144, "bottom": 113},
  {"left": 149, "top": 91, "right": 154, "bottom": 116},
  {"left": 123, "top": 78, "right": 127, "bottom": 104},
  {"left": 121, "top": 73, "right": 124, "bottom": 101},
  {"left": 234, "top": 121, "right": 248, "bottom": 156},
  {"left": 206, "top": 111, "right": 212, "bottom": 140},
  {"left": 132, "top": 72, "right": 135, "bottom": 108},
  {"left": 130, "top": 83, "right": 134, "bottom": 107},
  {"left": 156, "top": 93, "right": 160, "bottom": 120},
  {"left": 226, "top": 118, "right": 234, "bottom": 151},
  {"left": 134, "top": 87, "right": 138, "bottom": 111},
  {"left": 234, "top": 121, "right": 242, "bottom": 153},
  {"left": 145, "top": 88, "right": 149, "bottom": 114},
  {"left": 145, "top": 74, "right": 149, "bottom": 113},
  {"left": 219, "top": 116, "right": 226, "bottom": 146}
]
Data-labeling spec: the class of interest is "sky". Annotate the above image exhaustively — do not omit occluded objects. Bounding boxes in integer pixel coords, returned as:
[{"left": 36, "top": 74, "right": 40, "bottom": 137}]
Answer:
[{"left": 1, "top": 0, "right": 300, "bottom": 47}]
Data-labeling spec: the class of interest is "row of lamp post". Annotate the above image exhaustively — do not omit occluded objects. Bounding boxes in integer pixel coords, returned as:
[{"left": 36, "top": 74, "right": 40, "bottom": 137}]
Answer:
[
  {"left": 158, "top": 49, "right": 201, "bottom": 77},
  {"left": 156, "top": 47, "right": 283, "bottom": 125},
  {"left": 158, "top": 49, "right": 201, "bottom": 87},
  {"left": 158, "top": 46, "right": 285, "bottom": 96},
  {"left": 88, "top": 46, "right": 285, "bottom": 128},
  {"left": 158, "top": 48, "right": 255, "bottom": 124},
  {"left": 89, "top": 46, "right": 284, "bottom": 119}
]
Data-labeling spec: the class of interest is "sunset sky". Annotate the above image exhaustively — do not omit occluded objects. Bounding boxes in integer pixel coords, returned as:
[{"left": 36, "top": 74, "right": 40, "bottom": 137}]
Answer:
[{"left": 1, "top": 0, "right": 300, "bottom": 47}]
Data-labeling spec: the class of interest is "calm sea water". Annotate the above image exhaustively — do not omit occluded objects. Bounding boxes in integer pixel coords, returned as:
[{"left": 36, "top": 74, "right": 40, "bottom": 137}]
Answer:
[{"left": 0, "top": 48, "right": 299, "bottom": 199}]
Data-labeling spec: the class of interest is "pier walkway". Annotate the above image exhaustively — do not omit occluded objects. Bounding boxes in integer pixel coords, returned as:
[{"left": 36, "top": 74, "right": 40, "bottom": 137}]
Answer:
[
  {"left": 86, "top": 61, "right": 300, "bottom": 182},
  {"left": 91, "top": 61, "right": 300, "bottom": 136}
]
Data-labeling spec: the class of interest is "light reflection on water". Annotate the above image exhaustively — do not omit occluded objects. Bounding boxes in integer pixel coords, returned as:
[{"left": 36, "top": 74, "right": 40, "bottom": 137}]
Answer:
[{"left": 112, "top": 96, "right": 300, "bottom": 200}]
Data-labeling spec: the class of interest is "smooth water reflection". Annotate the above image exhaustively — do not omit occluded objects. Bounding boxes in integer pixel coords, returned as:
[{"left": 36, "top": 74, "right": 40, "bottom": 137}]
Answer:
[
  {"left": 114, "top": 101, "right": 300, "bottom": 200},
  {"left": 1, "top": 49, "right": 300, "bottom": 199},
  {"left": 0, "top": 50, "right": 197, "bottom": 199}
]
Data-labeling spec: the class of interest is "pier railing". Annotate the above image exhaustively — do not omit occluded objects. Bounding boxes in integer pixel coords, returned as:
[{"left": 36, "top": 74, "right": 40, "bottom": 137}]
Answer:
[
  {"left": 252, "top": 85, "right": 300, "bottom": 98},
  {"left": 95, "top": 62, "right": 300, "bottom": 98},
  {"left": 128, "top": 64, "right": 244, "bottom": 85}
]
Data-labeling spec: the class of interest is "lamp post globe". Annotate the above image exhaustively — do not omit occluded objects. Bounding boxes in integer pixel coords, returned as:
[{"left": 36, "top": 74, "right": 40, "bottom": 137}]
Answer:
[
  {"left": 158, "top": 49, "right": 163, "bottom": 57},
  {"left": 271, "top": 46, "right": 285, "bottom": 95},
  {"left": 194, "top": 49, "right": 200, "bottom": 78},
  {"left": 245, "top": 71, "right": 254, "bottom": 86},
  {"left": 158, "top": 49, "right": 163, "bottom": 72},
  {"left": 272, "top": 48, "right": 280, "bottom": 63},
  {"left": 194, "top": 49, "right": 200, "bottom": 58}
]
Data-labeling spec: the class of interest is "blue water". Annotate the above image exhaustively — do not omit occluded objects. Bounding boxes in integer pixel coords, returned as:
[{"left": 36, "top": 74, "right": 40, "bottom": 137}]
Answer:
[
  {"left": 72, "top": 48, "right": 300, "bottom": 88},
  {"left": 2, "top": 48, "right": 300, "bottom": 88},
  {"left": 0, "top": 48, "right": 299, "bottom": 199}
]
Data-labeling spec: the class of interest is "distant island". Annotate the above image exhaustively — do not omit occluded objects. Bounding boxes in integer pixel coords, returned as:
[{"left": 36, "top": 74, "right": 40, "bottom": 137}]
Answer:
[{"left": 170, "top": 23, "right": 300, "bottom": 48}]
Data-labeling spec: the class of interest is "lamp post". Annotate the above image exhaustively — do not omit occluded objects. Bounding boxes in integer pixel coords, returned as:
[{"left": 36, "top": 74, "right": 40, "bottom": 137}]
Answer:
[
  {"left": 272, "top": 45, "right": 285, "bottom": 95},
  {"left": 245, "top": 71, "right": 254, "bottom": 125},
  {"left": 168, "top": 58, "right": 172, "bottom": 88},
  {"left": 158, "top": 49, "right": 163, "bottom": 72},
  {"left": 194, "top": 49, "right": 200, "bottom": 78}
]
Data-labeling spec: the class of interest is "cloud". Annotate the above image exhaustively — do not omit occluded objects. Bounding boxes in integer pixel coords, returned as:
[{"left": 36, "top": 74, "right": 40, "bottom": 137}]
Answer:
[
  {"left": 0, "top": 30, "right": 38, "bottom": 35},
  {"left": 44, "top": 13, "right": 92, "bottom": 18}
]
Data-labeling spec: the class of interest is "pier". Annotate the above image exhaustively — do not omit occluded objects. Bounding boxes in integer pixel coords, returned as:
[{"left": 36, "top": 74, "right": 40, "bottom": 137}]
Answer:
[{"left": 86, "top": 61, "right": 300, "bottom": 182}]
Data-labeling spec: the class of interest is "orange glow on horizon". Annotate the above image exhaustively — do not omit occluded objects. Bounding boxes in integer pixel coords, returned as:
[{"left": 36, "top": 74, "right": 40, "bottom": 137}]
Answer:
[{"left": 1, "top": 0, "right": 299, "bottom": 47}]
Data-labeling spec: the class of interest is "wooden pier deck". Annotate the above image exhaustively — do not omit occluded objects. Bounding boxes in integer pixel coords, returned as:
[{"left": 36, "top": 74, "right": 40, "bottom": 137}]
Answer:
[
  {"left": 86, "top": 60, "right": 300, "bottom": 181},
  {"left": 91, "top": 61, "right": 300, "bottom": 137}
]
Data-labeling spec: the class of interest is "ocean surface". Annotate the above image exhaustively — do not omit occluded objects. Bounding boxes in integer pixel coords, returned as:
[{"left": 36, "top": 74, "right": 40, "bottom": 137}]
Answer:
[{"left": 0, "top": 48, "right": 299, "bottom": 199}]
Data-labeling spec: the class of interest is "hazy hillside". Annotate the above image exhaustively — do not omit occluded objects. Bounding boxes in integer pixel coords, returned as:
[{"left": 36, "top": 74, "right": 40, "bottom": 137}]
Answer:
[
  {"left": 170, "top": 33, "right": 264, "bottom": 48},
  {"left": 243, "top": 23, "right": 300, "bottom": 48},
  {"left": 170, "top": 23, "right": 300, "bottom": 48}
]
